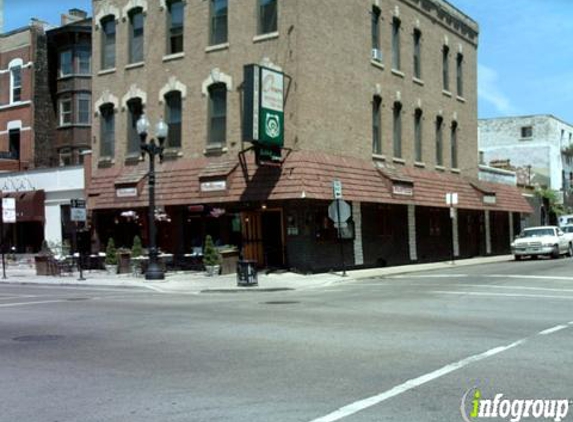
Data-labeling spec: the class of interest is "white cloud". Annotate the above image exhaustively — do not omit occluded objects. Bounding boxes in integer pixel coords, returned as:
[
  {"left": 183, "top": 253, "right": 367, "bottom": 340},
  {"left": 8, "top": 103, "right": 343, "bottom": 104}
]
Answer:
[{"left": 478, "top": 63, "right": 519, "bottom": 115}]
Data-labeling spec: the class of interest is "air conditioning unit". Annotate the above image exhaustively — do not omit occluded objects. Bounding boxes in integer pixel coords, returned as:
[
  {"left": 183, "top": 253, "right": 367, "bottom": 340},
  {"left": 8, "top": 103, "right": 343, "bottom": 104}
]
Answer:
[{"left": 371, "top": 48, "right": 383, "bottom": 62}]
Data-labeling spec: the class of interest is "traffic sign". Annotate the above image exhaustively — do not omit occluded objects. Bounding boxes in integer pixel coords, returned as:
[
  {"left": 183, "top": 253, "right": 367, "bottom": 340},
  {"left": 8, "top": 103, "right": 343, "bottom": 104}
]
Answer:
[
  {"left": 445, "top": 192, "right": 458, "bottom": 206},
  {"left": 333, "top": 180, "right": 343, "bottom": 199},
  {"left": 328, "top": 199, "right": 351, "bottom": 223}
]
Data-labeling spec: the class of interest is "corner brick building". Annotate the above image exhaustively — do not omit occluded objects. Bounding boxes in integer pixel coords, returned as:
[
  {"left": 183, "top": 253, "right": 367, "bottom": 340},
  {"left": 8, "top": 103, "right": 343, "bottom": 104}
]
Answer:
[{"left": 88, "top": 0, "right": 530, "bottom": 272}]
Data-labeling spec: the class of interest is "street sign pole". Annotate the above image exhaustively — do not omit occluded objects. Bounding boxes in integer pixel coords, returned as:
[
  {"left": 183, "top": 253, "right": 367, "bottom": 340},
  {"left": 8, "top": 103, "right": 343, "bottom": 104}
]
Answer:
[
  {"left": 450, "top": 206, "right": 455, "bottom": 265},
  {"left": 1, "top": 208, "right": 5, "bottom": 280},
  {"left": 336, "top": 198, "right": 347, "bottom": 277}
]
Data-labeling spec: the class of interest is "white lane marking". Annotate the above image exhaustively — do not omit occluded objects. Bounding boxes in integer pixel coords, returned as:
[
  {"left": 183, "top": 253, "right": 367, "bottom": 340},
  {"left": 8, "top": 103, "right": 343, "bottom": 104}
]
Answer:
[
  {"left": 308, "top": 339, "right": 526, "bottom": 422},
  {"left": 388, "top": 274, "right": 469, "bottom": 279},
  {"left": 388, "top": 274, "right": 573, "bottom": 281},
  {"left": 539, "top": 325, "right": 568, "bottom": 335},
  {"left": 0, "top": 299, "right": 68, "bottom": 308},
  {"left": 309, "top": 320, "right": 572, "bottom": 422},
  {"left": 432, "top": 291, "right": 573, "bottom": 300},
  {"left": 461, "top": 284, "right": 573, "bottom": 293}
]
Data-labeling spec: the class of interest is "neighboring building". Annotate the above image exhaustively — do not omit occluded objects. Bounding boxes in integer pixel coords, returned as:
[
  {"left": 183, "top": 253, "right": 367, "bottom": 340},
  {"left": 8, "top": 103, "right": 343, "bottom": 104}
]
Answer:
[
  {"left": 479, "top": 115, "right": 573, "bottom": 203},
  {"left": 0, "top": 20, "right": 56, "bottom": 171},
  {"left": 47, "top": 10, "right": 92, "bottom": 166},
  {"left": 88, "top": 0, "right": 530, "bottom": 272},
  {"left": 0, "top": 166, "right": 84, "bottom": 252}
]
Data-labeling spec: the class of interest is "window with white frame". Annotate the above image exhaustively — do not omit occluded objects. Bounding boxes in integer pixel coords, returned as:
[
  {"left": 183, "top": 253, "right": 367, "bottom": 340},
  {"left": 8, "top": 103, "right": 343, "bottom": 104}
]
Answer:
[
  {"left": 210, "top": 0, "right": 228, "bottom": 45},
  {"left": 77, "top": 93, "right": 91, "bottom": 124},
  {"left": 208, "top": 83, "right": 227, "bottom": 146},
  {"left": 100, "top": 103, "right": 115, "bottom": 157},
  {"left": 129, "top": 8, "right": 145, "bottom": 63},
  {"left": 258, "top": 0, "right": 277, "bottom": 35},
  {"left": 77, "top": 47, "right": 91, "bottom": 74},
  {"left": 391, "top": 18, "right": 401, "bottom": 71},
  {"left": 393, "top": 101, "right": 402, "bottom": 158},
  {"left": 10, "top": 65, "right": 22, "bottom": 103},
  {"left": 60, "top": 50, "right": 73, "bottom": 77},
  {"left": 414, "top": 108, "right": 423, "bottom": 162},
  {"left": 101, "top": 16, "right": 116, "bottom": 69},
  {"left": 167, "top": 0, "right": 184, "bottom": 54},
  {"left": 372, "top": 95, "right": 382, "bottom": 154},
  {"left": 165, "top": 91, "right": 182, "bottom": 148},
  {"left": 59, "top": 97, "right": 72, "bottom": 126}
]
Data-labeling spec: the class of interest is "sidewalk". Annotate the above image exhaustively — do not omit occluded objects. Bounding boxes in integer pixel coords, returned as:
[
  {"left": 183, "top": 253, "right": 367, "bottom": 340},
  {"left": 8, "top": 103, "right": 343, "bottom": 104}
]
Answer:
[{"left": 0, "top": 255, "right": 513, "bottom": 294}]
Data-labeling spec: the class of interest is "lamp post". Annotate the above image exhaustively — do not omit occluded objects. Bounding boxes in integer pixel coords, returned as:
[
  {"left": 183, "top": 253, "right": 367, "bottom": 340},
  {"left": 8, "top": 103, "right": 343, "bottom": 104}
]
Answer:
[{"left": 136, "top": 114, "right": 168, "bottom": 280}]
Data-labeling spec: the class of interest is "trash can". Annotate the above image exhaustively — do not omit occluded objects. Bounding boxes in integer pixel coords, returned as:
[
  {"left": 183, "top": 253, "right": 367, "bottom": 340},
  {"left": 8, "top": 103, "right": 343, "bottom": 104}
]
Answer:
[
  {"left": 117, "top": 251, "right": 132, "bottom": 274},
  {"left": 237, "top": 260, "right": 258, "bottom": 286}
]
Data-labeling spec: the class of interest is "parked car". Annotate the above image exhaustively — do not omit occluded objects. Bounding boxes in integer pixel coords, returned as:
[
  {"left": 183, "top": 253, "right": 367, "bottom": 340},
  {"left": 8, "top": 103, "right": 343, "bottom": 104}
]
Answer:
[
  {"left": 511, "top": 226, "right": 573, "bottom": 260},
  {"left": 558, "top": 214, "right": 573, "bottom": 227}
]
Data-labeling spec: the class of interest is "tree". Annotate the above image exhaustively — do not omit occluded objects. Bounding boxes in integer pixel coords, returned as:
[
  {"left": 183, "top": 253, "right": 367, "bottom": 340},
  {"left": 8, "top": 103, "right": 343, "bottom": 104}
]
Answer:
[
  {"left": 105, "top": 238, "right": 117, "bottom": 266},
  {"left": 203, "top": 235, "right": 221, "bottom": 267},
  {"left": 131, "top": 235, "right": 143, "bottom": 258}
]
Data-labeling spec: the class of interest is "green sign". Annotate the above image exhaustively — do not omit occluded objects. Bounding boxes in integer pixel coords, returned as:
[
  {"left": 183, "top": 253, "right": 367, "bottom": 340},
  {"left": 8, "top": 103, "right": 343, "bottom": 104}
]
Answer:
[{"left": 258, "top": 67, "right": 284, "bottom": 147}]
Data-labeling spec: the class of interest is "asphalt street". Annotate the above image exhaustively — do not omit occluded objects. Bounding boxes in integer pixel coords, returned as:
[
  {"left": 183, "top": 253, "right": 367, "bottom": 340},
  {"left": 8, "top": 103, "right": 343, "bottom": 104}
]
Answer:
[{"left": 1, "top": 258, "right": 573, "bottom": 421}]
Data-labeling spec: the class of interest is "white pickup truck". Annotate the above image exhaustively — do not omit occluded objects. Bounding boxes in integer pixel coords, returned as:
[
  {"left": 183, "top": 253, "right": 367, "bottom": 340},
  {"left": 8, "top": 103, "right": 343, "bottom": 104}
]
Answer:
[{"left": 511, "top": 226, "right": 573, "bottom": 260}]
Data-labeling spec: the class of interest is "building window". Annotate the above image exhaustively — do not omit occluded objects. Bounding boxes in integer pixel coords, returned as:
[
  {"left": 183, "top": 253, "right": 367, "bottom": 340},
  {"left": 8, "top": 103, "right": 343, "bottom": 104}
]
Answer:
[
  {"left": 436, "top": 116, "right": 444, "bottom": 166},
  {"left": 393, "top": 102, "right": 402, "bottom": 158},
  {"left": 167, "top": 0, "right": 184, "bottom": 54},
  {"left": 413, "top": 29, "right": 421, "bottom": 79},
  {"left": 127, "top": 98, "right": 144, "bottom": 155},
  {"left": 391, "top": 18, "right": 401, "bottom": 71},
  {"left": 258, "top": 0, "right": 277, "bottom": 35},
  {"left": 10, "top": 66, "right": 22, "bottom": 103},
  {"left": 129, "top": 8, "right": 145, "bottom": 64},
  {"left": 101, "top": 16, "right": 116, "bottom": 69},
  {"left": 77, "top": 48, "right": 91, "bottom": 74},
  {"left": 100, "top": 103, "right": 115, "bottom": 157},
  {"left": 59, "top": 148, "right": 72, "bottom": 166},
  {"left": 77, "top": 93, "right": 91, "bottom": 124},
  {"left": 59, "top": 97, "right": 72, "bottom": 126},
  {"left": 372, "top": 95, "right": 382, "bottom": 154},
  {"left": 59, "top": 50, "right": 73, "bottom": 77},
  {"left": 451, "top": 121, "right": 458, "bottom": 168},
  {"left": 521, "top": 126, "right": 533, "bottom": 138},
  {"left": 371, "top": 6, "right": 381, "bottom": 59},
  {"left": 414, "top": 108, "right": 423, "bottom": 162},
  {"left": 208, "top": 83, "right": 227, "bottom": 146},
  {"left": 8, "top": 129, "right": 20, "bottom": 160},
  {"left": 165, "top": 91, "right": 182, "bottom": 148},
  {"left": 210, "top": 0, "right": 228, "bottom": 45},
  {"left": 456, "top": 53, "right": 463, "bottom": 97},
  {"left": 442, "top": 46, "right": 449, "bottom": 91}
]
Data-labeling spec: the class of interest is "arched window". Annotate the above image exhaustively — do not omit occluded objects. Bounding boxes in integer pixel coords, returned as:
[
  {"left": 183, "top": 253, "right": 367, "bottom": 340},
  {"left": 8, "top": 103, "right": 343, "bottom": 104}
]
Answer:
[
  {"left": 208, "top": 83, "right": 226, "bottom": 146},
  {"left": 164, "top": 91, "right": 182, "bottom": 148},
  {"left": 414, "top": 108, "right": 423, "bottom": 162},
  {"left": 451, "top": 121, "right": 458, "bottom": 169},
  {"left": 101, "top": 15, "right": 116, "bottom": 69},
  {"left": 128, "top": 8, "right": 145, "bottom": 63},
  {"left": 372, "top": 95, "right": 382, "bottom": 155},
  {"left": 99, "top": 103, "right": 115, "bottom": 158},
  {"left": 10, "top": 64, "right": 22, "bottom": 103},
  {"left": 126, "top": 98, "right": 143, "bottom": 155},
  {"left": 436, "top": 116, "right": 444, "bottom": 166},
  {"left": 393, "top": 101, "right": 402, "bottom": 158}
]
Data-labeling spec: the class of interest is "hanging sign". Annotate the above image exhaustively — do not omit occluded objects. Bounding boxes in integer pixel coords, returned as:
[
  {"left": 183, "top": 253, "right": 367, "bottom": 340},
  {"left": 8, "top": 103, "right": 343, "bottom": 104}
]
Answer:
[{"left": 2, "top": 198, "right": 16, "bottom": 223}]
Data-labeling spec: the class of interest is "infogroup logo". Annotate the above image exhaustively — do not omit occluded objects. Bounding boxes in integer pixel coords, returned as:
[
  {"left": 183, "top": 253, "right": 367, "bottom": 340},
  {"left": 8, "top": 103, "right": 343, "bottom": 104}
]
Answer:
[{"left": 460, "top": 388, "right": 570, "bottom": 422}]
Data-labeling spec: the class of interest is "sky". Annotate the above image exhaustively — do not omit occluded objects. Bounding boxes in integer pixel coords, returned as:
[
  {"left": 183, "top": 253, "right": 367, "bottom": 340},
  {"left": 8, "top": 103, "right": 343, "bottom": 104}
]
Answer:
[{"left": 4, "top": 0, "right": 573, "bottom": 123}]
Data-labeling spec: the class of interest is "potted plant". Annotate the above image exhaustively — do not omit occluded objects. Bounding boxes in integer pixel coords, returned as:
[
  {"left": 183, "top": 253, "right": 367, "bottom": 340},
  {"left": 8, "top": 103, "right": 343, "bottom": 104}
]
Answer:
[
  {"left": 104, "top": 238, "right": 117, "bottom": 274},
  {"left": 35, "top": 240, "right": 53, "bottom": 275},
  {"left": 203, "top": 235, "right": 221, "bottom": 276}
]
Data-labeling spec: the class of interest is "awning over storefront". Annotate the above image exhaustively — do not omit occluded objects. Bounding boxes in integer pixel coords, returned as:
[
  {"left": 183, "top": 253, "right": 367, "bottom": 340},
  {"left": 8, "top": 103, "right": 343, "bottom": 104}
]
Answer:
[
  {"left": 1, "top": 190, "right": 45, "bottom": 222},
  {"left": 87, "top": 151, "right": 532, "bottom": 214}
]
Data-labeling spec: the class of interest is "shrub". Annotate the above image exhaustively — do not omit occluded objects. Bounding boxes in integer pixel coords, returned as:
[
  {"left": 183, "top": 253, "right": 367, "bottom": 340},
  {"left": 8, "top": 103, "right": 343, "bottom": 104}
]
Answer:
[
  {"left": 203, "top": 235, "right": 221, "bottom": 266},
  {"left": 105, "top": 238, "right": 117, "bottom": 266},
  {"left": 131, "top": 235, "right": 143, "bottom": 258}
]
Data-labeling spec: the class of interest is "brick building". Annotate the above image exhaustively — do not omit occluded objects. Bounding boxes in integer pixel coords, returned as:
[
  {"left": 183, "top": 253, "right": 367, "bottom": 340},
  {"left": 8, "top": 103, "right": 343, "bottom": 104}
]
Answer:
[
  {"left": 88, "top": 0, "right": 530, "bottom": 272},
  {"left": 47, "top": 9, "right": 93, "bottom": 166},
  {"left": 0, "top": 20, "right": 55, "bottom": 171}
]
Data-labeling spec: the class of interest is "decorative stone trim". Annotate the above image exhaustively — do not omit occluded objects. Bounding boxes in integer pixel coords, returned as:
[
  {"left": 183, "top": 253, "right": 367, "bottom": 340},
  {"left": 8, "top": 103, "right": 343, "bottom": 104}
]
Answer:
[
  {"left": 159, "top": 76, "right": 187, "bottom": 103},
  {"left": 205, "top": 43, "right": 229, "bottom": 53},
  {"left": 121, "top": 84, "right": 147, "bottom": 108},
  {"left": 163, "top": 52, "right": 185, "bottom": 62},
  {"left": 94, "top": 90, "right": 119, "bottom": 115},
  {"left": 201, "top": 68, "right": 233, "bottom": 96},
  {"left": 122, "top": 0, "right": 148, "bottom": 20},
  {"left": 94, "top": 4, "right": 120, "bottom": 29},
  {"left": 253, "top": 32, "right": 279, "bottom": 43}
]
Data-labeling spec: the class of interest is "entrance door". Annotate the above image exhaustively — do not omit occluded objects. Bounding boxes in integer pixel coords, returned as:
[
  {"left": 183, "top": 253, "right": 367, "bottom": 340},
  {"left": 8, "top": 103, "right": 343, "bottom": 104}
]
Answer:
[
  {"left": 261, "top": 210, "right": 284, "bottom": 268},
  {"left": 241, "top": 212, "right": 264, "bottom": 265}
]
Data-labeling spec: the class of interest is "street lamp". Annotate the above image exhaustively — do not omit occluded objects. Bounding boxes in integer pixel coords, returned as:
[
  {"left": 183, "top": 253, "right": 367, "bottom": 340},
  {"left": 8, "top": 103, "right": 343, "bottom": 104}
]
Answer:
[{"left": 137, "top": 113, "right": 168, "bottom": 280}]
